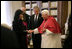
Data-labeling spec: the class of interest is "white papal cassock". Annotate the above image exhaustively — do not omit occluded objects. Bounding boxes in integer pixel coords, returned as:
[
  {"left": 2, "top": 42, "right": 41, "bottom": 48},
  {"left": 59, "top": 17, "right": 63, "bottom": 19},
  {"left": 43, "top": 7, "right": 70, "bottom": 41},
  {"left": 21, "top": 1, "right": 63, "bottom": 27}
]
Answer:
[{"left": 33, "top": 16, "right": 62, "bottom": 48}]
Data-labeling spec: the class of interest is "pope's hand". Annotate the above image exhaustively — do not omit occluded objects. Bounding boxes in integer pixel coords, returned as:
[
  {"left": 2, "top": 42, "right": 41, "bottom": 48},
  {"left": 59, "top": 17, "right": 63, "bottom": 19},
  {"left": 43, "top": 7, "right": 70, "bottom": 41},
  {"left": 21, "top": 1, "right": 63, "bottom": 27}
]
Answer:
[
  {"left": 28, "top": 30, "right": 34, "bottom": 33},
  {"left": 26, "top": 30, "right": 29, "bottom": 32},
  {"left": 42, "top": 27, "right": 46, "bottom": 33}
]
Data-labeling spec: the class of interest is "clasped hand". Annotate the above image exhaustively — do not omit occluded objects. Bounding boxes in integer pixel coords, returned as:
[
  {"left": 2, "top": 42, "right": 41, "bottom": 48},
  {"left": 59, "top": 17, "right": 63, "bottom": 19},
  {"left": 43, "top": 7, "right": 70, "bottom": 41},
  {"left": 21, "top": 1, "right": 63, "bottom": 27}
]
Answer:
[
  {"left": 26, "top": 30, "right": 34, "bottom": 33},
  {"left": 26, "top": 27, "right": 46, "bottom": 33}
]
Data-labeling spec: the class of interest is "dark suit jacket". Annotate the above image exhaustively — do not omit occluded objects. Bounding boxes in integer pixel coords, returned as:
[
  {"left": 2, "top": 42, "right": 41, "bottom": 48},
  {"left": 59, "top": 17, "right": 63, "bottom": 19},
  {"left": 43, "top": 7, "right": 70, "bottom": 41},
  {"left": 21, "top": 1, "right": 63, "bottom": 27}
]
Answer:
[
  {"left": 30, "top": 13, "right": 43, "bottom": 30},
  {"left": 29, "top": 13, "right": 43, "bottom": 48}
]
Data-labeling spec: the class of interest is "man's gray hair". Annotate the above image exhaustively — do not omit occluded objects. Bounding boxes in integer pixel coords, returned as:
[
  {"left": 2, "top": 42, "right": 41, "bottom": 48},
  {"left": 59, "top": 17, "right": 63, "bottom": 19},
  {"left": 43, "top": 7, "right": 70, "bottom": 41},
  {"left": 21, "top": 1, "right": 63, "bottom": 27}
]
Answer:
[{"left": 33, "top": 6, "right": 40, "bottom": 11}]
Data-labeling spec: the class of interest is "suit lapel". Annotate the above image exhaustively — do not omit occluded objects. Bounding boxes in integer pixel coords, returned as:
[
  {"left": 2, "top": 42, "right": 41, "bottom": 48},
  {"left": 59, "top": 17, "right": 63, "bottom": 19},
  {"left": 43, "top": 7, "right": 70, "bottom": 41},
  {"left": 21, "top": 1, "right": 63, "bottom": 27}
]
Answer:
[
  {"left": 38, "top": 14, "right": 41, "bottom": 23},
  {"left": 32, "top": 14, "right": 35, "bottom": 25}
]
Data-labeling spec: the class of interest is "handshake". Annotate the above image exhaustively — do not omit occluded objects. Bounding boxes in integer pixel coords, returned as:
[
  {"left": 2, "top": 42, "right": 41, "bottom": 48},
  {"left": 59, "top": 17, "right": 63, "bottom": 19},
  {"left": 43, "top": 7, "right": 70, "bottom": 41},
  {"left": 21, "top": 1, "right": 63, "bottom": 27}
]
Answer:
[
  {"left": 26, "top": 30, "right": 34, "bottom": 33},
  {"left": 26, "top": 28, "right": 46, "bottom": 34}
]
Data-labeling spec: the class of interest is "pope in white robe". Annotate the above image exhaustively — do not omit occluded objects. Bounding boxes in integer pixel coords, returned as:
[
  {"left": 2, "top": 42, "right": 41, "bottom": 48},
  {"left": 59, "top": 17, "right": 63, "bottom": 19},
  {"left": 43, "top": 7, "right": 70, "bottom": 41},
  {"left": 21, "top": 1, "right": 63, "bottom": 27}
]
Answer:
[{"left": 28, "top": 10, "right": 62, "bottom": 48}]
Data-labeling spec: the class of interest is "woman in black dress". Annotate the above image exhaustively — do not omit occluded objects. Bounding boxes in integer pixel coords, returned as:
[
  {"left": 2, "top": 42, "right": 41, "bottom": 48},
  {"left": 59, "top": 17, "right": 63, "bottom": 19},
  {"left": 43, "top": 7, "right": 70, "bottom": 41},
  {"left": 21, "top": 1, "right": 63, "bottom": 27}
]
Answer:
[{"left": 12, "top": 9, "right": 28, "bottom": 48}]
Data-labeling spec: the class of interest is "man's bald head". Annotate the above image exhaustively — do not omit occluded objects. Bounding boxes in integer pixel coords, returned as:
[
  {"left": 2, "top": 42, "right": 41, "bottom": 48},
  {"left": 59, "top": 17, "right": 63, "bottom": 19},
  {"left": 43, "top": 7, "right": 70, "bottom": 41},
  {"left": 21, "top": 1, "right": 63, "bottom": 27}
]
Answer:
[{"left": 21, "top": 7, "right": 26, "bottom": 13}]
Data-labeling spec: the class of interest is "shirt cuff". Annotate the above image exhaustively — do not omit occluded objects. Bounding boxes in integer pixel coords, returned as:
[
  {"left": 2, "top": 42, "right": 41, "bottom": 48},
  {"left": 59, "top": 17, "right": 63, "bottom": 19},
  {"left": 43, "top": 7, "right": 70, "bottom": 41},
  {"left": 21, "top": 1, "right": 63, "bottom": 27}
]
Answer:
[
  {"left": 34, "top": 28, "right": 39, "bottom": 34},
  {"left": 45, "top": 29, "right": 53, "bottom": 35}
]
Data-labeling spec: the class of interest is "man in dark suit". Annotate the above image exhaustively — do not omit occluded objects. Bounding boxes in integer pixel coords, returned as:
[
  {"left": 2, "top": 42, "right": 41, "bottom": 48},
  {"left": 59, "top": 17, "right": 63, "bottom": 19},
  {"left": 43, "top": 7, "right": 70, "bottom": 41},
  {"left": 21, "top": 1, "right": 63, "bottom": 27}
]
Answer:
[
  {"left": 21, "top": 7, "right": 30, "bottom": 30},
  {"left": 30, "top": 6, "right": 43, "bottom": 48}
]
